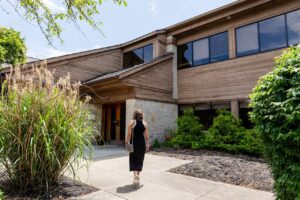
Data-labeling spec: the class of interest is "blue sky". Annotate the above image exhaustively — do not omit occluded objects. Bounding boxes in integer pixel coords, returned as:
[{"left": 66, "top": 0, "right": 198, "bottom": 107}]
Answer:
[{"left": 0, "top": 0, "right": 236, "bottom": 59}]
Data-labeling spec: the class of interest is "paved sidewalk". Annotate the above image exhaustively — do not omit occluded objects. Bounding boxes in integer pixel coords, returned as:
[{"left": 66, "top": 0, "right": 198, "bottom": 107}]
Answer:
[{"left": 70, "top": 150, "right": 274, "bottom": 200}]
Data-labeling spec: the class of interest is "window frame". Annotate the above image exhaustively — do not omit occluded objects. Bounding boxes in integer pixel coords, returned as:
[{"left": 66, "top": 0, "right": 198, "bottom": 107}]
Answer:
[
  {"left": 123, "top": 44, "right": 154, "bottom": 69},
  {"left": 177, "top": 31, "right": 229, "bottom": 70},
  {"left": 235, "top": 8, "right": 300, "bottom": 58},
  {"left": 235, "top": 22, "right": 260, "bottom": 57},
  {"left": 286, "top": 9, "right": 300, "bottom": 46}
]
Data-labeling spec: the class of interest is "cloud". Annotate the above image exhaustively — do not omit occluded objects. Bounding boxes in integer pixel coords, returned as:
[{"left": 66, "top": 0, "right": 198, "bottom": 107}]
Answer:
[
  {"left": 148, "top": 1, "right": 159, "bottom": 15},
  {"left": 28, "top": 47, "right": 70, "bottom": 59},
  {"left": 42, "top": 0, "right": 65, "bottom": 12}
]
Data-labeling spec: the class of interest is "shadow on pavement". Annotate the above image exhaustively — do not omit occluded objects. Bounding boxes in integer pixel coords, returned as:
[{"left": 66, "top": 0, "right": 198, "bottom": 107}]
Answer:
[{"left": 116, "top": 184, "right": 144, "bottom": 193}]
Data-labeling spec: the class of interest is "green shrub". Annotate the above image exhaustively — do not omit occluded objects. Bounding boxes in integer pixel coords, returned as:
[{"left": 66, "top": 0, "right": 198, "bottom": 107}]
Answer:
[
  {"left": 0, "top": 65, "right": 94, "bottom": 193},
  {"left": 207, "top": 110, "right": 245, "bottom": 146},
  {"left": 152, "top": 138, "right": 161, "bottom": 148},
  {"left": 191, "top": 110, "right": 263, "bottom": 156},
  {"left": 0, "top": 190, "right": 3, "bottom": 200},
  {"left": 250, "top": 45, "right": 300, "bottom": 199},
  {"left": 170, "top": 108, "right": 204, "bottom": 148}
]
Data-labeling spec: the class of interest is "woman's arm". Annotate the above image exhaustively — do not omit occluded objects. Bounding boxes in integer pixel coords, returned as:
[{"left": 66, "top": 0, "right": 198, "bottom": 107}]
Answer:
[
  {"left": 144, "top": 121, "right": 150, "bottom": 151},
  {"left": 125, "top": 122, "right": 132, "bottom": 144}
]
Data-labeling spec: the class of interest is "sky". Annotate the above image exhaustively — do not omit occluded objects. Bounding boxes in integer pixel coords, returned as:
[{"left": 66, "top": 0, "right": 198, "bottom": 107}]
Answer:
[{"left": 0, "top": 0, "right": 237, "bottom": 59}]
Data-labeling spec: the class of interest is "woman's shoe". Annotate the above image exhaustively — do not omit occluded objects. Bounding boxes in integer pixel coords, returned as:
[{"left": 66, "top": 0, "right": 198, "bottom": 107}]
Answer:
[{"left": 133, "top": 176, "right": 140, "bottom": 189}]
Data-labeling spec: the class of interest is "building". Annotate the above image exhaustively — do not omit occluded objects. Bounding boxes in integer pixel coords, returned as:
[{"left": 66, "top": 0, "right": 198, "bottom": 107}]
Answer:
[{"left": 3, "top": 0, "right": 300, "bottom": 144}]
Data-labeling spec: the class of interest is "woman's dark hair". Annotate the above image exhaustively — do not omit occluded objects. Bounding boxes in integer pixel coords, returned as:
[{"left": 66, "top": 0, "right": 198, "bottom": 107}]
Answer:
[{"left": 133, "top": 109, "right": 144, "bottom": 121}]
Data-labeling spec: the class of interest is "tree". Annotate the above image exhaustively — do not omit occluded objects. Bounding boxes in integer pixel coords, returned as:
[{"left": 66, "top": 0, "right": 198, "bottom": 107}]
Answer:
[
  {"left": 0, "top": 27, "right": 27, "bottom": 65},
  {"left": 250, "top": 45, "right": 300, "bottom": 199},
  {"left": 3, "top": 0, "right": 127, "bottom": 45}
]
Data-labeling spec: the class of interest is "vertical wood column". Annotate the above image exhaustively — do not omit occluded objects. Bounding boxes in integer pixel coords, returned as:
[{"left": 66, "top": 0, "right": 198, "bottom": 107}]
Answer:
[
  {"left": 231, "top": 100, "right": 240, "bottom": 119},
  {"left": 154, "top": 33, "right": 167, "bottom": 58},
  {"left": 116, "top": 103, "right": 121, "bottom": 141},
  {"left": 167, "top": 36, "right": 178, "bottom": 100},
  {"left": 106, "top": 106, "right": 111, "bottom": 141},
  {"left": 228, "top": 28, "right": 236, "bottom": 59}
]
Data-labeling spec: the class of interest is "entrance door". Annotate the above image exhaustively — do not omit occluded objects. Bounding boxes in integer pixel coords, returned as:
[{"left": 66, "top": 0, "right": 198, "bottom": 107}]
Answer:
[{"left": 102, "top": 103, "right": 126, "bottom": 144}]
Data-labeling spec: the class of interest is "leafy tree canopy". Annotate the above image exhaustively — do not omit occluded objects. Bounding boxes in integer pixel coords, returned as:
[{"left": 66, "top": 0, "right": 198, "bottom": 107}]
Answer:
[
  {"left": 3, "top": 0, "right": 127, "bottom": 45},
  {"left": 0, "top": 27, "right": 27, "bottom": 65}
]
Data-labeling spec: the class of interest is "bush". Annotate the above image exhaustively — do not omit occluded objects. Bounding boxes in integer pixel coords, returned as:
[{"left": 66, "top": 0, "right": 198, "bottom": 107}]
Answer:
[
  {"left": 169, "top": 108, "right": 204, "bottom": 148},
  {"left": 203, "top": 110, "right": 263, "bottom": 156},
  {"left": 0, "top": 190, "right": 3, "bottom": 200},
  {"left": 0, "top": 65, "right": 94, "bottom": 193},
  {"left": 180, "top": 109, "right": 263, "bottom": 156},
  {"left": 250, "top": 46, "right": 300, "bottom": 199},
  {"left": 152, "top": 138, "right": 161, "bottom": 148}
]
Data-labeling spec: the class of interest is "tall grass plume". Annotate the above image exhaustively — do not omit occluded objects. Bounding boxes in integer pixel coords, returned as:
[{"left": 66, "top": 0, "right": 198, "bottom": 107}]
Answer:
[{"left": 0, "top": 63, "right": 94, "bottom": 193}]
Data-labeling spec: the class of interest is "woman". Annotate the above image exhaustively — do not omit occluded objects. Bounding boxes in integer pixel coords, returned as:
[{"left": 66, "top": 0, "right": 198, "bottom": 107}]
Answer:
[{"left": 125, "top": 109, "right": 150, "bottom": 188}]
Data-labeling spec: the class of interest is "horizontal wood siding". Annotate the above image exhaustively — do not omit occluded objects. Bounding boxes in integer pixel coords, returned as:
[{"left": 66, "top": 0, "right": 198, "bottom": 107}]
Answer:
[
  {"left": 121, "top": 58, "right": 174, "bottom": 102},
  {"left": 178, "top": 49, "right": 283, "bottom": 104},
  {"left": 175, "top": 0, "right": 300, "bottom": 45},
  {"left": 48, "top": 49, "right": 123, "bottom": 82}
]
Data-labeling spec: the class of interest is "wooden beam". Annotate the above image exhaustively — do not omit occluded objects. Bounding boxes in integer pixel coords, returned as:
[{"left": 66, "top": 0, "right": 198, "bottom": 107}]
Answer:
[
  {"left": 115, "top": 103, "right": 121, "bottom": 141},
  {"left": 231, "top": 100, "right": 240, "bottom": 119}
]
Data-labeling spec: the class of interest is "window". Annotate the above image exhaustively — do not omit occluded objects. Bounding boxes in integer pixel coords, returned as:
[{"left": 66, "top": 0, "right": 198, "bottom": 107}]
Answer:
[
  {"left": 287, "top": 9, "right": 300, "bottom": 46},
  {"left": 236, "top": 9, "right": 300, "bottom": 57},
  {"left": 178, "top": 42, "right": 193, "bottom": 69},
  {"left": 210, "top": 32, "right": 229, "bottom": 62},
  {"left": 193, "top": 38, "right": 209, "bottom": 66},
  {"left": 123, "top": 44, "right": 153, "bottom": 69},
  {"left": 177, "top": 32, "right": 229, "bottom": 70},
  {"left": 236, "top": 23, "right": 259, "bottom": 56},
  {"left": 259, "top": 15, "right": 287, "bottom": 52},
  {"left": 143, "top": 44, "right": 153, "bottom": 63}
]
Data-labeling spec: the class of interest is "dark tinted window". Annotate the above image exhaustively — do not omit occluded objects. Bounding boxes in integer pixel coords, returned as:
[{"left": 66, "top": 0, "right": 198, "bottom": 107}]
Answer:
[
  {"left": 132, "top": 47, "right": 144, "bottom": 66},
  {"left": 259, "top": 15, "right": 287, "bottom": 52},
  {"left": 287, "top": 9, "right": 300, "bottom": 46},
  {"left": 178, "top": 42, "right": 193, "bottom": 69},
  {"left": 193, "top": 38, "right": 209, "bottom": 66},
  {"left": 210, "top": 32, "right": 229, "bottom": 62},
  {"left": 236, "top": 23, "right": 259, "bottom": 56},
  {"left": 144, "top": 45, "right": 153, "bottom": 63},
  {"left": 123, "top": 44, "right": 153, "bottom": 69}
]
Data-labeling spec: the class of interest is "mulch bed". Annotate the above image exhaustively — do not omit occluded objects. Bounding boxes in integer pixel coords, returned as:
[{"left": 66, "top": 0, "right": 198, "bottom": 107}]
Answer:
[
  {"left": 150, "top": 147, "right": 274, "bottom": 192},
  {"left": 1, "top": 176, "right": 98, "bottom": 200}
]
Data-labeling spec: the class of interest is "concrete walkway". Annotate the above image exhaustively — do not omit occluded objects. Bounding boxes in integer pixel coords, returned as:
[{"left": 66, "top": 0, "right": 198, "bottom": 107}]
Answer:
[{"left": 70, "top": 148, "right": 274, "bottom": 200}]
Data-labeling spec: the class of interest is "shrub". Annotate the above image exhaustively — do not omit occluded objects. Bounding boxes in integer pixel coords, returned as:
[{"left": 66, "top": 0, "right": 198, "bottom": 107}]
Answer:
[
  {"left": 152, "top": 138, "right": 161, "bottom": 149},
  {"left": 192, "top": 110, "right": 263, "bottom": 156},
  {"left": 0, "top": 65, "right": 94, "bottom": 193},
  {"left": 0, "top": 190, "right": 3, "bottom": 200},
  {"left": 207, "top": 110, "right": 245, "bottom": 146},
  {"left": 250, "top": 46, "right": 300, "bottom": 199},
  {"left": 170, "top": 108, "right": 204, "bottom": 148}
]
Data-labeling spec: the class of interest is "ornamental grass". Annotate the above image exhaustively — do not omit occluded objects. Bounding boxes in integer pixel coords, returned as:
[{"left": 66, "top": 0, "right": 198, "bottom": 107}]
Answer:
[{"left": 0, "top": 63, "right": 94, "bottom": 193}]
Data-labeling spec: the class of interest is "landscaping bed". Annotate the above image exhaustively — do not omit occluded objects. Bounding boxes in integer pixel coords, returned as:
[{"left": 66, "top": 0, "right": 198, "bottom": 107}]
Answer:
[
  {"left": 150, "top": 147, "right": 274, "bottom": 192},
  {"left": 1, "top": 176, "right": 98, "bottom": 200}
]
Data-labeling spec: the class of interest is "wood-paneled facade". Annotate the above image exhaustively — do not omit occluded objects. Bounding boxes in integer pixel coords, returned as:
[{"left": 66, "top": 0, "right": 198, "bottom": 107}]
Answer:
[{"left": 3, "top": 0, "right": 300, "bottom": 143}]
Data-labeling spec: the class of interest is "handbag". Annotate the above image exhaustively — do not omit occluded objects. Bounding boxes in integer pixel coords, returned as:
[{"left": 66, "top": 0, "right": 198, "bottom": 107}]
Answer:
[{"left": 125, "top": 126, "right": 134, "bottom": 153}]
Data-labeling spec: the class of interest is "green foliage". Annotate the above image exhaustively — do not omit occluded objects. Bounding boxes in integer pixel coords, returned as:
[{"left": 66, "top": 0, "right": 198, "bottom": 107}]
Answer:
[
  {"left": 169, "top": 109, "right": 263, "bottom": 156},
  {"left": 169, "top": 108, "right": 204, "bottom": 148},
  {"left": 0, "top": 27, "right": 26, "bottom": 65},
  {"left": 0, "top": 65, "right": 94, "bottom": 193},
  {"left": 0, "top": 190, "right": 3, "bottom": 200},
  {"left": 3, "top": 0, "right": 127, "bottom": 44},
  {"left": 250, "top": 45, "right": 300, "bottom": 199},
  {"left": 152, "top": 138, "right": 161, "bottom": 149}
]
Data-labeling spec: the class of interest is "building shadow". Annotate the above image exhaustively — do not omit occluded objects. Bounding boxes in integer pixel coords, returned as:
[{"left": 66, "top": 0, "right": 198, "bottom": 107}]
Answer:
[{"left": 116, "top": 184, "right": 144, "bottom": 193}]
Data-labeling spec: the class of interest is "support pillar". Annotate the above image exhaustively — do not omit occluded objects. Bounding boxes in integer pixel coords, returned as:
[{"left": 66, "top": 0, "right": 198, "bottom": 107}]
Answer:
[
  {"left": 231, "top": 100, "right": 240, "bottom": 119},
  {"left": 167, "top": 36, "right": 178, "bottom": 100}
]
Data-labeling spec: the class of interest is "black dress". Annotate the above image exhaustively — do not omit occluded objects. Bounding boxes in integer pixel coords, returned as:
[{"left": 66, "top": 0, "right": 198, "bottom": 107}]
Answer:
[{"left": 129, "top": 120, "right": 146, "bottom": 171}]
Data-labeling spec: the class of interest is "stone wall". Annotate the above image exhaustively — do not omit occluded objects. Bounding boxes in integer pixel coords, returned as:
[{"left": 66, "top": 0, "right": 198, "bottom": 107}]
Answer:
[{"left": 126, "top": 99, "right": 178, "bottom": 143}]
